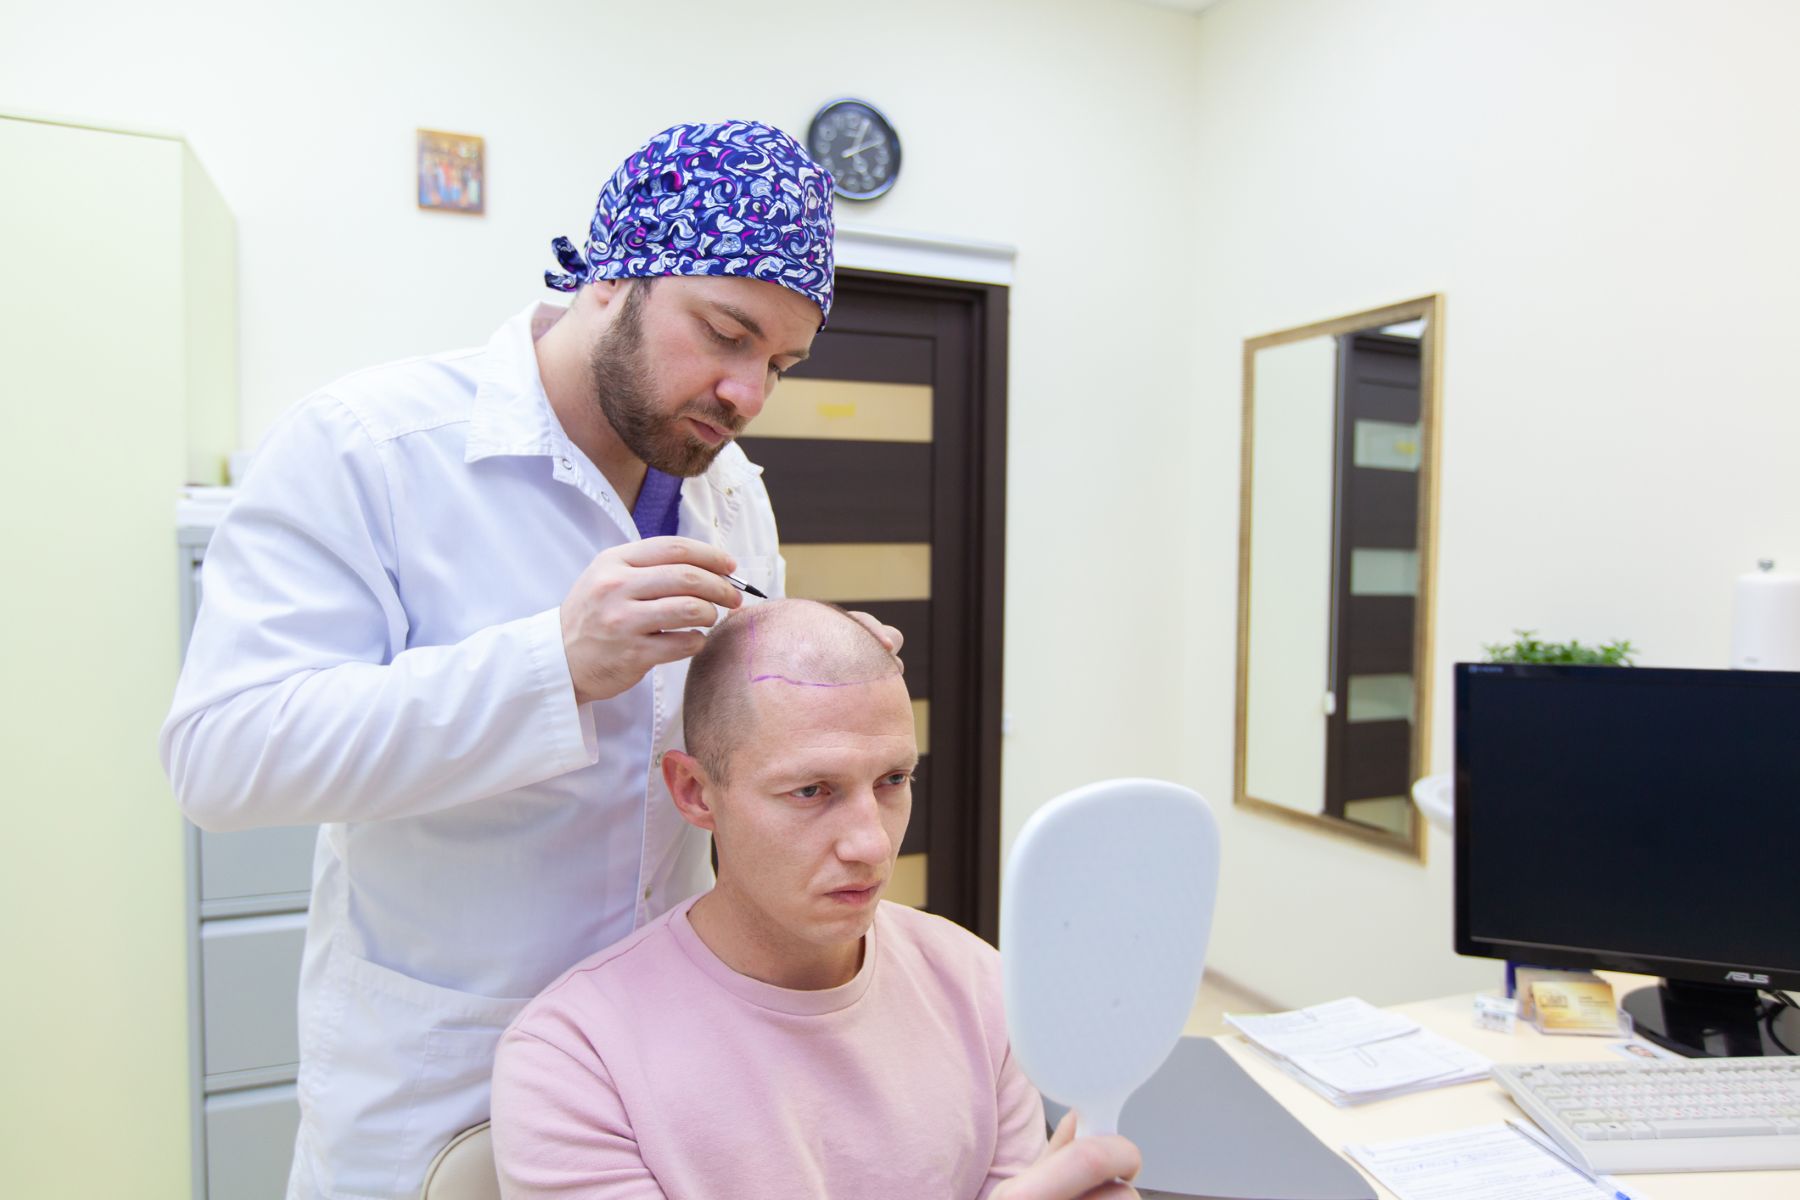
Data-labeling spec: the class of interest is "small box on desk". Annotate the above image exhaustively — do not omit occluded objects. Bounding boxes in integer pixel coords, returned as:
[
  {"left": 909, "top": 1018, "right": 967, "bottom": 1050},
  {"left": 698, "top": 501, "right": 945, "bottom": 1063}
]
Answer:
[{"left": 1508, "top": 966, "right": 1620, "bottom": 1035}]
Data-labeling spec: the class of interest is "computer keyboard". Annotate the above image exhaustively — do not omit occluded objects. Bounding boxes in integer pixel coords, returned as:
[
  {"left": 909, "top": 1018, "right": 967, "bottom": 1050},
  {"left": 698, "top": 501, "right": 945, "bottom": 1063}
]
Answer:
[{"left": 1493, "top": 1057, "right": 1800, "bottom": 1173}]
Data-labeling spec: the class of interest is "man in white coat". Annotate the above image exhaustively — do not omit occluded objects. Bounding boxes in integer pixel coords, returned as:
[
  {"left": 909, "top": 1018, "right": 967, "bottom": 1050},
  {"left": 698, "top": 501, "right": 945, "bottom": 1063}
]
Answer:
[{"left": 161, "top": 120, "right": 895, "bottom": 1199}]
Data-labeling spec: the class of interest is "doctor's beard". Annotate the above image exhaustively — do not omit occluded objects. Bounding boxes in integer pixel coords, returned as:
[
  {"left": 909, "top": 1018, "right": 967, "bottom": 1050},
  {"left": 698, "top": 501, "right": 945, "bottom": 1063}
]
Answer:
[{"left": 590, "top": 283, "right": 743, "bottom": 478}]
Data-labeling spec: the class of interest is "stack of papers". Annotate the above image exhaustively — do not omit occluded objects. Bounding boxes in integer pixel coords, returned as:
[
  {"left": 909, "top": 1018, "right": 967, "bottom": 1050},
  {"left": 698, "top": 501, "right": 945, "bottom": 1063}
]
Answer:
[
  {"left": 1226, "top": 997, "right": 1491, "bottom": 1106},
  {"left": 1344, "top": 1123, "right": 1632, "bottom": 1200}
]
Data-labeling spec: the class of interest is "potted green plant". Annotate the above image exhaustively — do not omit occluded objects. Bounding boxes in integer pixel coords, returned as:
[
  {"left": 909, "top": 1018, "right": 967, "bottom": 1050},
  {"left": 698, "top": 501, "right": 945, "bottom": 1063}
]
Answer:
[{"left": 1481, "top": 630, "right": 1637, "bottom": 666}]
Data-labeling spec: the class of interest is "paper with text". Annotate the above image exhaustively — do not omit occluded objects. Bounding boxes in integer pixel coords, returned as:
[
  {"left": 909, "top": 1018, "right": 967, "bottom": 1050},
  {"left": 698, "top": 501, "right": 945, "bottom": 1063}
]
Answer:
[
  {"left": 1345, "top": 1124, "right": 1623, "bottom": 1200},
  {"left": 1227, "top": 997, "right": 1418, "bottom": 1058},
  {"left": 1291, "top": 1033, "right": 1491, "bottom": 1095}
]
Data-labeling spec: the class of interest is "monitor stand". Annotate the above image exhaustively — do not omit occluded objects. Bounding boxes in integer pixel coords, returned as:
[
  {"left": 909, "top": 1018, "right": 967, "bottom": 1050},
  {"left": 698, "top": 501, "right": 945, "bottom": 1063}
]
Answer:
[{"left": 1622, "top": 979, "right": 1800, "bottom": 1058}]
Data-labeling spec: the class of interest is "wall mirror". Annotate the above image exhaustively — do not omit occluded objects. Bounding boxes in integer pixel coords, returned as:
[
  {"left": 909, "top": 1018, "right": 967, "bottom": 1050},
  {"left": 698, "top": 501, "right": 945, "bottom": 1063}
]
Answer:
[{"left": 1234, "top": 296, "right": 1443, "bottom": 858}]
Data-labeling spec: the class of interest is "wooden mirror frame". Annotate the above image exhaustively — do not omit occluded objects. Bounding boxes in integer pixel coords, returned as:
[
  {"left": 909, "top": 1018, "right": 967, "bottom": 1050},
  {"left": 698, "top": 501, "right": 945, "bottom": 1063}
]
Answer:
[{"left": 1233, "top": 294, "right": 1445, "bottom": 859}]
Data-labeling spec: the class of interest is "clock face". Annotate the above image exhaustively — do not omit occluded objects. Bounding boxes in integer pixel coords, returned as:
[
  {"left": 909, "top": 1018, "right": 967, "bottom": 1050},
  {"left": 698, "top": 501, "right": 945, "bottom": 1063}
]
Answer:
[{"left": 806, "top": 99, "right": 901, "bottom": 201}]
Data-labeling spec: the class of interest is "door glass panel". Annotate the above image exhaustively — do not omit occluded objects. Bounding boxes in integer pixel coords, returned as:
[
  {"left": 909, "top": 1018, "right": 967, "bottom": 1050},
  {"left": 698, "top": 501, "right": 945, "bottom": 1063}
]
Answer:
[
  {"left": 1350, "top": 548, "right": 1418, "bottom": 596},
  {"left": 888, "top": 853, "right": 927, "bottom": 908},
  {"left": 1353, "top": 420, "right": 1421, "bottom": 471},
  {"left": 752, "top": 378, "right": 933, "bottom": 441},
  {"left": 1341, "top": 797, "right": 1412, "bottom": 837},
  {"left": 780, "top": 543, "right": 931, "bottom": 602},
  {"left": 1346, "top": 673, "right": 1414, "bottom": 723}
]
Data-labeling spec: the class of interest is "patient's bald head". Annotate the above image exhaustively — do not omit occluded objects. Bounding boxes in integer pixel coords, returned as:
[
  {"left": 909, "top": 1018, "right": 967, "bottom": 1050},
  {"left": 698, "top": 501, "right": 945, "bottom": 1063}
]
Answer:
[{"left": 683, "top": 599, "right": 904, "bottom": 781}]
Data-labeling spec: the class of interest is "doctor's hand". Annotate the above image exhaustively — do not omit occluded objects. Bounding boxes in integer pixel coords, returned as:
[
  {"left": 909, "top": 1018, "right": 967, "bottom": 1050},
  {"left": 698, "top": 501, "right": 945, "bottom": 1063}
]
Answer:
[
  {"left": 990, "top": 1112, "right": 1141, "bottom": 1200},
  {"left": 560, "top": 536, "right": 742, "bottom": 705}
]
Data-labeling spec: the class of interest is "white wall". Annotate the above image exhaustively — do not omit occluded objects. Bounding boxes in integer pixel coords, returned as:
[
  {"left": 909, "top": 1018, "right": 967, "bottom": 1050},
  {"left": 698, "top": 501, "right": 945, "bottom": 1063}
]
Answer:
[
  {"left": 1183, "top": 0, "right": 1800, "bottom": 1006},
  {"left": 2, "top": 3, "right": 1211, "bottom": 1192},
  {"left": 0, "top": 0, "right": 1207, "bottom": 1017},
  {"left": 12, "top": 0, "right": 1795, "bottom": 1050}
]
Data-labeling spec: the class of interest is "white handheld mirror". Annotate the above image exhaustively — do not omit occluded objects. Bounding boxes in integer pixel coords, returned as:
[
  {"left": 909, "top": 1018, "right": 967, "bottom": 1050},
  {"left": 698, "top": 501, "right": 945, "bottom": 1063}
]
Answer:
[{"left": 1001, "top": 778, "right": 1220, "bottom": 1139}]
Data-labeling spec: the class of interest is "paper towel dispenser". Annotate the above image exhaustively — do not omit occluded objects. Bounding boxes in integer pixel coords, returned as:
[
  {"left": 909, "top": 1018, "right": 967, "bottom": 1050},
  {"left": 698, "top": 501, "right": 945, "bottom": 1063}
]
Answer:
[{"left": 1731, "top": 559, "right": 1800, "bottom": 671}]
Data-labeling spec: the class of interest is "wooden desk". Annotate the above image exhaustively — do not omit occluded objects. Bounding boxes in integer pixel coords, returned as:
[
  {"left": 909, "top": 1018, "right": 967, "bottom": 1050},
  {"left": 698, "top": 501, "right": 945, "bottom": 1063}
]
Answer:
[{"left": 1212, "top": 982, "right": 1800, "bottom": 1200}]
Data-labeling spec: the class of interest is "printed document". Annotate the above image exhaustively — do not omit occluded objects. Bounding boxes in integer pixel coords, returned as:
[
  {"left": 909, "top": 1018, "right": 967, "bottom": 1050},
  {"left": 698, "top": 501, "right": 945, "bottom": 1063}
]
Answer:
[
  {"left": 1227, "top": 997, "right": 1490, "bottom": 1105},
  {"left": 1228, "top": 997, "right": 1417, "bottom": 1058},
  {"left": 1344, "top": 1124, "right": 1628, "bottom": 1200}
]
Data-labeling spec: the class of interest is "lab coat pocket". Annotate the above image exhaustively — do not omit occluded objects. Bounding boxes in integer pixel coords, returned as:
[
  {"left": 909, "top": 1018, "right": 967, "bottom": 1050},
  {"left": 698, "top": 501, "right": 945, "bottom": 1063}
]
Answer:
[
  {"left": 734, "top": 553, "right": 780, "bottom": 599},
  {"left": 303, "top": 944, "right": 528, "bottom": 1198}
]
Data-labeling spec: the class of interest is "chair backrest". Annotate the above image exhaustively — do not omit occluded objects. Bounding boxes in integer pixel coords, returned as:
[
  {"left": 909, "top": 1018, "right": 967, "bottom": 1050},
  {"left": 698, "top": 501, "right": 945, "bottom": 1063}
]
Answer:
[{"left": 419, "top": 1122, "right": 500, "bottom": 1200}]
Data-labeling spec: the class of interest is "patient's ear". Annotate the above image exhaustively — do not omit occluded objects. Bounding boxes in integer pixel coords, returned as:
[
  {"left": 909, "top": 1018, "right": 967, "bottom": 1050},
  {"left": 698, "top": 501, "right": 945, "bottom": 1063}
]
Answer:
[{"left": 663, "top": 750, "right": 717, "bottom": 833}]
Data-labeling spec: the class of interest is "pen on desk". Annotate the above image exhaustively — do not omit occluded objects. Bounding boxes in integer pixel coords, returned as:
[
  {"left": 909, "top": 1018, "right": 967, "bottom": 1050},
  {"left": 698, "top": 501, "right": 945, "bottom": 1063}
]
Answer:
[
  {"left": 1505, "top": 1118, "right": 1633, "bottom": 1200},
  {"left": 724, "top": 573, "right": 768, "bottom": 600}
]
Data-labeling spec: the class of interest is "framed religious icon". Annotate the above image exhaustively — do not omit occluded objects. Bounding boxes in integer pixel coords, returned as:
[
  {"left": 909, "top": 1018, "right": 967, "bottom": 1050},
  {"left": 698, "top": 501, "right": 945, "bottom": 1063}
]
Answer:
[{"left": 417, "top": 129, "right": 484, "bottom": 214}]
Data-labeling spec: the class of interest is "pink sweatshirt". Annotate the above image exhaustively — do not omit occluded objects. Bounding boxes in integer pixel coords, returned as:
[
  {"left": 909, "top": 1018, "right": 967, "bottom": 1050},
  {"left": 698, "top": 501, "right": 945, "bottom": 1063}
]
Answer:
[{"left": 490, "top": 896, "right": 1047, "bottom": 1199}]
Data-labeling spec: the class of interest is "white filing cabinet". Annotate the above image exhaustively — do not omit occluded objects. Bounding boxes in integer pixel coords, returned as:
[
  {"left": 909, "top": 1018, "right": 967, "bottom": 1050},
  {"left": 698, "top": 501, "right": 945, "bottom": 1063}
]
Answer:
[{"left": 180, "top": 507, "right": 317, "bottom": 1199}]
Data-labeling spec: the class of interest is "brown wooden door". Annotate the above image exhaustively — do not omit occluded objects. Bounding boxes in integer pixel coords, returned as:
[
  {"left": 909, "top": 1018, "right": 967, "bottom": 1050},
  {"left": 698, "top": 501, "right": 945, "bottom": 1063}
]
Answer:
[
  {"left": 738, "top": 268, "right": 1008, "bottom": 942},
  {"left": 1323, "top": 330, "right": 1421, "bottom": 829}
]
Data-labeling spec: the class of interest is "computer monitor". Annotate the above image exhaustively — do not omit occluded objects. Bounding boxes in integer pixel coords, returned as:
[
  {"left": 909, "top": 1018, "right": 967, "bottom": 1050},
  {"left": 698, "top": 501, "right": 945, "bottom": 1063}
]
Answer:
[{"left": 1453, "top": 662, "right": 1800, "bottom": 1058}]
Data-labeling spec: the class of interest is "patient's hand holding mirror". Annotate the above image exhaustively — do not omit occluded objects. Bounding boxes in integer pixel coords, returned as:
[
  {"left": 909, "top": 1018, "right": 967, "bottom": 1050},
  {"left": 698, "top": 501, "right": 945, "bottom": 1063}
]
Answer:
[{"left": 1001, "top": 778, "right": 1220, "bottom": 1139}]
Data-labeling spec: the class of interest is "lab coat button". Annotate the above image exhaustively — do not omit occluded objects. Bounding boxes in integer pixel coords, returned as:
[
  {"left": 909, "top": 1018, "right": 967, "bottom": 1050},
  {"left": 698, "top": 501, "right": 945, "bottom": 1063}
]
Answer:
[{"left": 642, "top": 885, "right": 653, "bottom": 900}]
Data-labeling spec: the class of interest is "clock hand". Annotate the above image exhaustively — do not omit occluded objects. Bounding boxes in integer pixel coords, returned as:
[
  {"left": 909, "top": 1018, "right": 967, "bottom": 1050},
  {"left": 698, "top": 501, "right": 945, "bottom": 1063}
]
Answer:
[{"left": 841, "top": 140, "right": 875, "bottom": 158}]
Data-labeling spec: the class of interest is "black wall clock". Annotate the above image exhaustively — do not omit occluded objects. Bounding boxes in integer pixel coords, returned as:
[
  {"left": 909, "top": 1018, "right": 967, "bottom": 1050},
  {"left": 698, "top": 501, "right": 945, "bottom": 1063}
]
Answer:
[{"left": 806, "top": 98, "right": 901, "bottom": 201}]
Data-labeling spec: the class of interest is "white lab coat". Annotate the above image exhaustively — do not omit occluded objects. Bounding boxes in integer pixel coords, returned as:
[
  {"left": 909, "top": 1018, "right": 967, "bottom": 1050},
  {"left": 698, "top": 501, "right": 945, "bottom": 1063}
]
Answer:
[{"left": 160, "top": 302, "right": 784, "bottom": 1199}]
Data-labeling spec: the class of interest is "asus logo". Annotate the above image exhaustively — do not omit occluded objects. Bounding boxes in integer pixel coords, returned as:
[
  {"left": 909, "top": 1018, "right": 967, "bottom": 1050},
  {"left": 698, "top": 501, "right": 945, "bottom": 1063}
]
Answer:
[{"left": 1725, "top": 970, "right": 1770, "bottom": 985}]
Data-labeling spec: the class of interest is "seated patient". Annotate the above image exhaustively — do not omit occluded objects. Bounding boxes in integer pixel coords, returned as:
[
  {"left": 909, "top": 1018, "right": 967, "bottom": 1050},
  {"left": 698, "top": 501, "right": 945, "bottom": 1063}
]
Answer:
[{"left": 491, "top": 599, "right": 1139, "bottom": 1199}]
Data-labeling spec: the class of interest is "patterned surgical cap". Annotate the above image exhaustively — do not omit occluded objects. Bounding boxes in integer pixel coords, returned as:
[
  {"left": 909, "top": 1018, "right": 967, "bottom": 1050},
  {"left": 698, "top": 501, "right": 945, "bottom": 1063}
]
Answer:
[{"left": 545, "top": 120, "right": 836, "bottom": 324}]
